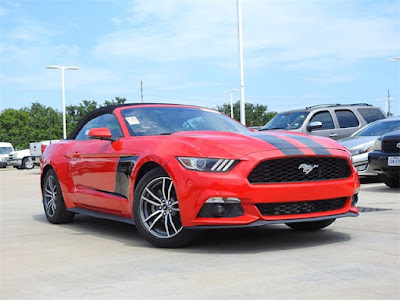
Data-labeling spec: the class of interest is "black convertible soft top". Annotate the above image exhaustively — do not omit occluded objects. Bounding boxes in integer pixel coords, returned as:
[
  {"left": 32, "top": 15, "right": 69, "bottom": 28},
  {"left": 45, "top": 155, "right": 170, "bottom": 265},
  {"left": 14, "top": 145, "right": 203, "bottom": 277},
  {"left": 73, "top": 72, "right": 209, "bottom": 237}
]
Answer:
[{"left": 66, "top": 103, "right": 195, "bottom": 139}]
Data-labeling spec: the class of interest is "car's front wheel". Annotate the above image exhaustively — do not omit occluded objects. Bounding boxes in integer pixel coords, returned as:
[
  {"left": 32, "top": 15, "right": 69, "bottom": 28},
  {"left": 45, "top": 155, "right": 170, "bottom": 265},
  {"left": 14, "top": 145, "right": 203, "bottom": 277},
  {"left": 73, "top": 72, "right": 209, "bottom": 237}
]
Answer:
[
  {"left": 133, "top": 168, "right": 194, "bottom": 248},
  {"left": 22, "top": 157, "right": 34, "bottom": 169},
  {"left": 42, "top": 169, "right": 75, "bottom": 224},
  {"left": 285, "top": 219, "right": 335, "bottom": 231}
]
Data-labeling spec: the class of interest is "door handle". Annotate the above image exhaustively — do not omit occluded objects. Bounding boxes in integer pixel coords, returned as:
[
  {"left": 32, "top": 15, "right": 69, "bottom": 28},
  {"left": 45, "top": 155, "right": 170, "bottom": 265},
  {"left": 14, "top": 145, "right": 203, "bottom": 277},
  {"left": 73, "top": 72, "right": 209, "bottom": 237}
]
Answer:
[
  {"left": 72, "top": 152, "right": 80, "bottom": 158},
  {"left": 329, "top": 133, "right": 338, "bottom": 138}
]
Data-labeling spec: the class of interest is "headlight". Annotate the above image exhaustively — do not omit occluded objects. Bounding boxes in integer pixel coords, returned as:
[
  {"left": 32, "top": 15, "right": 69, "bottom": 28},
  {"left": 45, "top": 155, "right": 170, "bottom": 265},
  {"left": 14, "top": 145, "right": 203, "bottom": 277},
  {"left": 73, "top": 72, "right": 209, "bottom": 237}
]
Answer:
[
  {"left": 177, "top": 157, "right": 238, "bottom": 172},
  {"left": 372, "top": 140, "right": 382, "bottom": 151},
  {"left": 351, "top": 146, "right": 373, "bottom": 156}
]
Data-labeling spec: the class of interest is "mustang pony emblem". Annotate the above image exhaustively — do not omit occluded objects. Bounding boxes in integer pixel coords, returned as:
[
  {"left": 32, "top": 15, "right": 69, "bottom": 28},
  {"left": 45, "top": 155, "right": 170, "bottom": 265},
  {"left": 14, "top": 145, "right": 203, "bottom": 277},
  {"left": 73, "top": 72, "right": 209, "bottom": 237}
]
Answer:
[
  {"left": 298, "top": 163, "right": 319, "bottom": 174},
  {"left": 397, "top": 142, "right": 400, "bottom": 149}
]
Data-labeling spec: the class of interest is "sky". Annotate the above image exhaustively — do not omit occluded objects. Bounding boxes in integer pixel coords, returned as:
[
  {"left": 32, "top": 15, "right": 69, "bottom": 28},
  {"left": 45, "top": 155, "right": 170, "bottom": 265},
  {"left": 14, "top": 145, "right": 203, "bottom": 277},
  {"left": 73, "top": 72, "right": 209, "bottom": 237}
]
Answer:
[{"left": 1, "top": 0, "right": 400, "bottom": 116}]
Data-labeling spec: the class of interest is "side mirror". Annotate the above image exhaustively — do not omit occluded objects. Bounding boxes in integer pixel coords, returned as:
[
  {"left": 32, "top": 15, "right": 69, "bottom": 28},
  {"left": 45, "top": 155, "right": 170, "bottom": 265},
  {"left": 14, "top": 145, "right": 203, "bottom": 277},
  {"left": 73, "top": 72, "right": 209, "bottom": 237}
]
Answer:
[
  {"left": 88, "top": 128, "right": 116, "bottom": 141},
  {"left": 307, "top": 121, "right": 323, "bottom": 132}
]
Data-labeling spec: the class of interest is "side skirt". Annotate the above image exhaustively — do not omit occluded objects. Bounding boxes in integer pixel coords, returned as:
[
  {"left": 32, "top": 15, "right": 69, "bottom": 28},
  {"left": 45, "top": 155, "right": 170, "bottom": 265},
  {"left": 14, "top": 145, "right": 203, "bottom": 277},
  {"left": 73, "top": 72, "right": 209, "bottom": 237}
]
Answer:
[{"left": 67, "top": 207, "right": 135, "bottom": 225}]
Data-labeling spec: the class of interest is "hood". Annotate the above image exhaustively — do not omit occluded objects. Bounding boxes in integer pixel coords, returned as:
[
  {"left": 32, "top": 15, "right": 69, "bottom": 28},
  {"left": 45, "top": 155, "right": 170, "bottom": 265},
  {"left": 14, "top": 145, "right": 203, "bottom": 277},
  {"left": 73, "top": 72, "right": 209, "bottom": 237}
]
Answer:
[
  {"left": 338, "top": 136, "right": 378, "bottom": 150},
  {"left": 382, "top": 130, "right": 400, "bottom": 140},
  {"left": 170, "top": 131, "right": 346, "bottom": 158},
  {"left": 9, "top": 149, "right": 30, "bottom": 156}
]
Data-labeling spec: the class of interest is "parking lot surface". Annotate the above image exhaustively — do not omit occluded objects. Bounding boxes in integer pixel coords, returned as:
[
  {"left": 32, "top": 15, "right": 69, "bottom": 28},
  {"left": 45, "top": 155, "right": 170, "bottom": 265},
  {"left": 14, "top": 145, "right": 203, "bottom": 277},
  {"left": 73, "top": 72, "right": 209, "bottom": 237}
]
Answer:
[{"left": 1, "top": 168, "right": 399, "bottom": 299}]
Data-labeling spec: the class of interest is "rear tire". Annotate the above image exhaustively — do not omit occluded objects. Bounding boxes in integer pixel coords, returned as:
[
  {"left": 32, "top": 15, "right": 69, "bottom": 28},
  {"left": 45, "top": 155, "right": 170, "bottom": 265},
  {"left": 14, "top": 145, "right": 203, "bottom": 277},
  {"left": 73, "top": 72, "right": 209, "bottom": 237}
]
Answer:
[
  {"left": 133, "top": 167, "right": 194, "bottom": 248},
  {"left": 42, "top": 169, "right": 75, "bottom": 224},
  {"left": 285, "top": 219, "right": 335, "bottom": 231}
]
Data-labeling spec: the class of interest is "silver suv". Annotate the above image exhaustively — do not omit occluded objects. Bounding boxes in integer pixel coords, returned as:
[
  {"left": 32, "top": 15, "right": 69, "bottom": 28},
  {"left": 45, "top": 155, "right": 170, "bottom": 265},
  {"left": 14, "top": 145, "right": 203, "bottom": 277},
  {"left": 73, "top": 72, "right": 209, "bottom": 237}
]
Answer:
[{"left": 260, "top": 103, "right": 386, "bottom": 140}]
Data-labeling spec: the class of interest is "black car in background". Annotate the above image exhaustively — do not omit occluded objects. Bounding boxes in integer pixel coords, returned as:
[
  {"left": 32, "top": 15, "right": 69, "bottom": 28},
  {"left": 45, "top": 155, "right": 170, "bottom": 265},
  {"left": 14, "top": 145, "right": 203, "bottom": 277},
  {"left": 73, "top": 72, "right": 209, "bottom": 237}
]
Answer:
[{"left": 368, "top": 130, "right": 400, "bottom": 188}]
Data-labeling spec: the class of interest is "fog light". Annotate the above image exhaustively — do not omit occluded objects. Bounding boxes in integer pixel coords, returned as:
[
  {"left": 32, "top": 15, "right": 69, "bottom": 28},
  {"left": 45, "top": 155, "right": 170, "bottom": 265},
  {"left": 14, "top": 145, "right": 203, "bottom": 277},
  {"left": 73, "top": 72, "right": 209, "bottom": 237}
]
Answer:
[
  {"left": 211, "top": 204, "right": 228, "bottom": 217},
  {"left": 197, "top": 198, "right": 244, "bottom": 218}
]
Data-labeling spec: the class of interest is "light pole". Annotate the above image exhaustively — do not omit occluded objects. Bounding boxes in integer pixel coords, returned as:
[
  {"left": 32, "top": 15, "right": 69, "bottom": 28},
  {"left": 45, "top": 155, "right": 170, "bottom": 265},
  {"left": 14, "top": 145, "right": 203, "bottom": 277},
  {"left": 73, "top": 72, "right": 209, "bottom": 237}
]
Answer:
[
  {"left": 46, "top": 65, "right": 79, "bottom": 139},
  {"left": 237, "top": 0, "right": 246, "bottom": 125},
  {"left": 224, "top": 89, "right": 239, "bottom": 118},
  {"left": 388, "top": 57, "right": 399, "bottom": 115}
]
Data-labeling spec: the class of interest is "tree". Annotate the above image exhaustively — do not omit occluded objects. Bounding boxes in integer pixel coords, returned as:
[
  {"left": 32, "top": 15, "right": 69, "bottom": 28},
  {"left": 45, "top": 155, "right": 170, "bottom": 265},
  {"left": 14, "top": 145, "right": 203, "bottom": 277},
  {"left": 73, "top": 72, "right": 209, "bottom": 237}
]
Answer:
[
  {"left": 66, "top": 100, "right": 98, "bottom": 134},
  {"left": 215, "top": 101, "right": 278, "bottom": 127},
  {"left": 0, "top": 103, "right": 63, "bottom": 149},
  {"left": 103, "top": 97, "right": 127, "bottom": 106},
  {"left": 66, "top": 97, "right": 128, "bottom": 134},
  {"left": 0, "top": 97, "right": 128, "bottom": 149}
]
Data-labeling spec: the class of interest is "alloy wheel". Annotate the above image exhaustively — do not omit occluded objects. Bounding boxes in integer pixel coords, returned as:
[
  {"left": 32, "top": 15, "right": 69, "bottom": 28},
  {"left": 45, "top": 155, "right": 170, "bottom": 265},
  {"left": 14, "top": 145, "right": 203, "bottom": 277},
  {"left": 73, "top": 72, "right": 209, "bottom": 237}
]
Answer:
[
  {"left": 139, "top": 176, "right": 183, "bottom": 239},
  {"left": 43, "top": 175, "right": 57, "bottom": 217}
]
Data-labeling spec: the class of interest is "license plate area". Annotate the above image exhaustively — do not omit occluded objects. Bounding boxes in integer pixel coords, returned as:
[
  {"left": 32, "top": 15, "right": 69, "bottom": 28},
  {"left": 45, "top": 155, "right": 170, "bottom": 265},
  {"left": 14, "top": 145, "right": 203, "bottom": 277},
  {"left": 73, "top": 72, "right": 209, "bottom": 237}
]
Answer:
[{"left": 388, "top": 156, "right": 400, "bottom": 166}]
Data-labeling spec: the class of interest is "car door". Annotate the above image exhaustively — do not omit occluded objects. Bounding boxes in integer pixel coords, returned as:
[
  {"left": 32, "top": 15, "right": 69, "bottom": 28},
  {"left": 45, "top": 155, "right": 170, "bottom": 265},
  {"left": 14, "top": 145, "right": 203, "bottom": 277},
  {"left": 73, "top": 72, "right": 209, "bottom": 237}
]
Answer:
[
  {"left": 334, "top": 109, "right": 362, "bottom": 139},
  {"left": 306, "top": 110, "right": 340, "bottom": 140},
  {"left": 69, "top": 113, "right": 125, "bottom": 211}
]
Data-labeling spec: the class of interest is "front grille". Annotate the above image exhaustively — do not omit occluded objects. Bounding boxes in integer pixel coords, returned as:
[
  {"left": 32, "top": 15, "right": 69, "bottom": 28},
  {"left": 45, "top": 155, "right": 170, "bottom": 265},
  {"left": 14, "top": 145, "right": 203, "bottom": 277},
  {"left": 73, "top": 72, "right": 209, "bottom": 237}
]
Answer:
[
  {"left": 382, "top": 139, "right": 400, "bottom": 153},
  {"left": 256, "top": 197, "right": 347, "bottom": 216},
  {"left": 248, "top": 157, "right": 351, "bottom": 183}
]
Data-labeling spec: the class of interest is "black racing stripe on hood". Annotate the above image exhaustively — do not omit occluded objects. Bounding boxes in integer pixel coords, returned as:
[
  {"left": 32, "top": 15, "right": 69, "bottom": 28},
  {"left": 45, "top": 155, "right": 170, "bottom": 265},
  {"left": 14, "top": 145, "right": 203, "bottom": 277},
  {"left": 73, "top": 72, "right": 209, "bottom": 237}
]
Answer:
[
  {"left": 274, "top": 133, "right": 331, "bottom": 155},
  {"left": 248, "top": 133, "right": 303, "bottom": 156}
]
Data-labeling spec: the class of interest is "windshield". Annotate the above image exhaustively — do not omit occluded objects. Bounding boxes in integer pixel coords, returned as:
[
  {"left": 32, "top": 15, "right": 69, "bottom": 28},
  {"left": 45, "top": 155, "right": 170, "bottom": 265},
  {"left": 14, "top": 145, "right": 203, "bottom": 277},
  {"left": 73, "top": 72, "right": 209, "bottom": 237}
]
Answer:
[
  {"left": 121, "top": 106, "right": 249, "bottom": 136},
  {"left": 261, "top": 111, "right": 309, "bottom": 130},
  {"left": 353, "top": 119, "right": 400, "bottom": 137},
  {"left": 0, "top": 147, "right": 13, "bottom": 154}
]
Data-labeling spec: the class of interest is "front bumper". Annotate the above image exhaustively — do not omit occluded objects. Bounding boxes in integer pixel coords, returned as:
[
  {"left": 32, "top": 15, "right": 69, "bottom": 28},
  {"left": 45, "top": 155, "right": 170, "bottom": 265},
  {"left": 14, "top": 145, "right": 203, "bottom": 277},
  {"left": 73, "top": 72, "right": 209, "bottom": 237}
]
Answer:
[
  {"left": 351, "top": 153, "right": 378, "bottom": 177},
  {"left": 8, "top": 159, "right": 22, "bottom": 167},
  {"left": 166, "top": 151, "right": 360, "bottom": 227},
  {"left": 369, "top": 151, "right": 400, "bottom": 179},
  {"left": 189, "top": 212, "right": 358, "bottom": 229},
  {"left": 0, "top": 161, "right": 8, "bottom": 167}
]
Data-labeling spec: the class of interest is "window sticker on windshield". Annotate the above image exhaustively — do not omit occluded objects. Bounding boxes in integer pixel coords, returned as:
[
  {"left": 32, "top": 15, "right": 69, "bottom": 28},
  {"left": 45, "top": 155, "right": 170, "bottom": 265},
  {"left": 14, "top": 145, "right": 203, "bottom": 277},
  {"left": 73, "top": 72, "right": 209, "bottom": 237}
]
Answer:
[{"left": 125, "top": 116, "right": 140, "bottom": 125}]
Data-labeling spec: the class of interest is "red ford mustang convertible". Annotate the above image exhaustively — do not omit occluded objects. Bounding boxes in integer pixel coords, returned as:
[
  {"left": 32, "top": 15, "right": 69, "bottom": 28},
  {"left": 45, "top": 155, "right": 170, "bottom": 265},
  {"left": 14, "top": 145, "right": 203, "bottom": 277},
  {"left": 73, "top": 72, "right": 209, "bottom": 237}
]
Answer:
[{"left": 41, "top": 104, "right": 359, "bottom": 247}]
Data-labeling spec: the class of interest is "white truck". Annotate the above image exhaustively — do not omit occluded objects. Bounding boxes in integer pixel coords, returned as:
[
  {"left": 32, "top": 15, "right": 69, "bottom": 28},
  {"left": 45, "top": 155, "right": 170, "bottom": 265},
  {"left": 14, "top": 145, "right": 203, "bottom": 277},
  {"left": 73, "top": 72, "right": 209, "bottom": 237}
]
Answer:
[
  {"left": 8, "top": 140, "right": 59, "bottom": 170},
  {"left": 8, "top": 149, "right": 34, "bottom": 169},
  {"left": 30, "top": 140, "right": 59, "bottom": 165}
]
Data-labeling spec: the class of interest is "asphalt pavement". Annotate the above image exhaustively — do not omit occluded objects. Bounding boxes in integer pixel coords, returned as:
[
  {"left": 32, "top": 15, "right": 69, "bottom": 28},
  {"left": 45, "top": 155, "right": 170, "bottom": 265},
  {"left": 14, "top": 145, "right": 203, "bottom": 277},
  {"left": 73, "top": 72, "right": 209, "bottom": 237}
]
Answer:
[{"left": 1, "top": 168, "right": 399, "bottom": 299}]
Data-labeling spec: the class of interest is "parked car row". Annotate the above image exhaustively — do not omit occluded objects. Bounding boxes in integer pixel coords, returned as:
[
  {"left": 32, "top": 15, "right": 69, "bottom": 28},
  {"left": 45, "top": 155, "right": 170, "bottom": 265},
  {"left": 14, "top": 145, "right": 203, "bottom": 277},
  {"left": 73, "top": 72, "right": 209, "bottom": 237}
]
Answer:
[
  {"left": 260, "top": 103, "right": 386, "bottom": 140},
  {"left": 0, "top": 140, "right": 58, "bottom": 169},
  {"left": 338, "top": 117, "right": 400, "bottom": 177}
]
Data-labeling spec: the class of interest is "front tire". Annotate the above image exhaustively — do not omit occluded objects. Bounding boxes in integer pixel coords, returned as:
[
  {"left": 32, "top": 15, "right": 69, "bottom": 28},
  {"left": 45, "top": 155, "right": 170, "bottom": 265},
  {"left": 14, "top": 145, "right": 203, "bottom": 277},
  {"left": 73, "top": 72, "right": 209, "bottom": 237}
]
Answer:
[
  {"left": 133, "top": 168, "right": 194, "bottom": 248},
  {"left": 285, "top": 219, "right": 335, "bottom": 231},
  {"left": 22, "top": 157, "right": 34, "bottom": 169},
  {"left": 42, "top": 169, "right": 75, "bottom": 224}
]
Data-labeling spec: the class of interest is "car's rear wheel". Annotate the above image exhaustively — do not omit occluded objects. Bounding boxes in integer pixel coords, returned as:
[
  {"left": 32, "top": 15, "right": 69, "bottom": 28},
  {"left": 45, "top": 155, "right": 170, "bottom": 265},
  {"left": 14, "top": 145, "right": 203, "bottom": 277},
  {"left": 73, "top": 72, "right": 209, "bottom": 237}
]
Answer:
[
  {"left": 285, "top": 219, "right": 335, "bottom": 231},
  {"left": 22, "top": 157, "right": 34, "bottom": 169},
  {"left": 42, "top": 169, "right": 75, "bottom": 224},
  {"left": 133, "top": 168, "right": 194, "bottom": 247}
]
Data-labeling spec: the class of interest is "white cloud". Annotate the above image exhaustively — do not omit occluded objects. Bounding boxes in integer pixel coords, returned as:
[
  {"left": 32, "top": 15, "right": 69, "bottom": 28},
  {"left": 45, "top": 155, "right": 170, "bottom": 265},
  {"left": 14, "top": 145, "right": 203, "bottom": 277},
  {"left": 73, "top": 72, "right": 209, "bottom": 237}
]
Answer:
[{"left": 93, "top": 0, "right": 400, "bottom": 70}]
